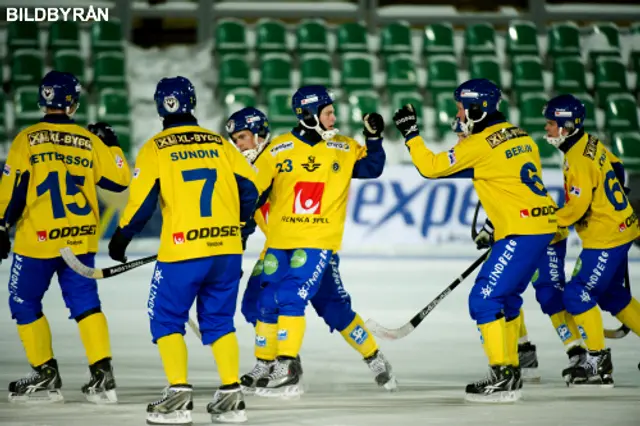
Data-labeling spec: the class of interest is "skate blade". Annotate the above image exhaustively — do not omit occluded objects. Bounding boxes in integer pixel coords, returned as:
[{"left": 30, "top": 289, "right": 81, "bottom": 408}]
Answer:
[
  {"left": 255, "top": 384, "right": 303, "bottom": 399},
  {"left": 146, "top": 410, "right": 192, "bottom": 425},
  {"left": 567, "top": 381, "right": 614, "bottom": 389},
  {"left": 382, "top": 376, "right": 399, "bottom": 392},
  {"left": 521, "top": 368, "right": 541, "bottom": 383},
  {"left": 212, "top": 409, "right": 248, "bottom": 424},
  {"left": 8, "top": 389, "right": 64, "bottom": 404},
  {"left": 465, "top": 390, "right": 521, "bottom": 403},
  {"left": 240, "top": 385, "right": 256, "bottom": 396},
  {"left": 85, "top": 389, "right": 118, "bottom": 404}
]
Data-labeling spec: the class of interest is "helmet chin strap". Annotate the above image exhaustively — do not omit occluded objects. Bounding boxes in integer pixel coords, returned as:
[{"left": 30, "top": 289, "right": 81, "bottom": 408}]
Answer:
[
  {"left": 544, "top": 127, "right": 578, "bottom": 148},
  {"left": 242, "top": 132, "right": 271, "bottom": 163},
  {"left": 300, "top": 114, "right": 339, "bottom": 141},
  {"left": 452, "top": 110, "right": 487, "bottom": 136}
]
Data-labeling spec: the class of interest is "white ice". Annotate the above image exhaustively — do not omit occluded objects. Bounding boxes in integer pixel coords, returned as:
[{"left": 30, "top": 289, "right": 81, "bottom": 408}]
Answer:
[{"left": 1, "top": 253, "right": 639, "bottom": 426}]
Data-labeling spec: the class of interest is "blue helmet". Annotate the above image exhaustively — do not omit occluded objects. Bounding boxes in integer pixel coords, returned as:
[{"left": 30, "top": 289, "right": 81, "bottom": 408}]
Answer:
[
  {"left": 291, "top": 85, "right": 339, "bottom": 140},
  {"left": 543, "top": 94, "right": 586, "bottom": 147},
  {"left": 226, "top": 107, "right": 270, "bottom": 140},
  {"left": 38, "top": 70, "right": 81, "bottom": 112},
  {"left": 452, "top": 79, "right": 502, "bottom": 135},
  {"left": 154, "top": 76, "right": 196, "bottom": 117}
]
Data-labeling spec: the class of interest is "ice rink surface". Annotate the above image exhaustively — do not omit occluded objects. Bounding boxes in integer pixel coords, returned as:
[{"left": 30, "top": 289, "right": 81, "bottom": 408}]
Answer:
[{"left": 1, "top": 253, "right": 639, "bottom": 426}]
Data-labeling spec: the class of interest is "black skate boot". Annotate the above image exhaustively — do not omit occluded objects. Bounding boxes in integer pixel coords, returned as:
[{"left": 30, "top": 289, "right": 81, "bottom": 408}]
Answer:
[
  {"left": 146, "top": 384, "right": 193, "bottom": 425},
  {"left": 207, "top": 383, "right": 247, "bottom": 423},
  {"left": 567, "top": 348, "right": 614, "bottom": 388},
  {"left": 8, "top": 358, "right": 63, "bottom": 403},
  {"left": 82, "top": 357, "right": 117, "bottom": 404},
  {"left": 240, "top": 358, "right": 273, "bottom": 395},
  {"left": 364, "top": 350, "right": 398, "bottom": 391},
  {"left": 255, "top": 356, "right": 303, "bottom": 399},
  {"left": 465, "top": 365, "right": 520, "bottom": 403},
  {"left": 518, "top": 342, "right": 540, "bottom": 383},
  {"left": 562, "top": 346, "right": 587, "bottom": 382}
]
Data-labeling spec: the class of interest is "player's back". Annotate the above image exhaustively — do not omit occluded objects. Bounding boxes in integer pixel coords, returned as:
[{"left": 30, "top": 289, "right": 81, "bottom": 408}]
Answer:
[{"left": 1, "top": 119, "right": 130, "bottom": 258}]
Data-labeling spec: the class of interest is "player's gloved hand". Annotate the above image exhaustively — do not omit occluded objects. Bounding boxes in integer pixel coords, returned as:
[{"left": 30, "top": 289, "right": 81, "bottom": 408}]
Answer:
[
  {"left": 108, "top": 227, "right": 132, "bottom": 263},
  {"left": 0, "top": 225, "right": 11, "bottom": 263},
  {"left": 362, "top": 113, "right": 384, "bottom": 139},
  {"left": 89, "top": 122, "right": 120, "bottom": 148},
  {"left": 474, "top": 219, "right": 494, "bottom": 250},
  {"left": 393, "top": 104, "right": 419, "bottom": 139}
]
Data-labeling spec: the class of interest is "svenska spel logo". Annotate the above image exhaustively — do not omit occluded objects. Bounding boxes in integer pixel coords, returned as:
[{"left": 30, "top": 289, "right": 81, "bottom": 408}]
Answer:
[{"left": 6, "top": 6, "right": 110, "bottom": 22}]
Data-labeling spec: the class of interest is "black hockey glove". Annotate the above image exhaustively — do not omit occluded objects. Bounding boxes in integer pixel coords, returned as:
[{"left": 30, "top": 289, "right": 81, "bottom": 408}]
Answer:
[
  {"left": 108, "top": 227, "right": 132, "bottom": 263},
  {"left": 393, "top": 104, "right": 419, "bottom": 139},
  {"left": 362, "top": 113, "right": 384, "bottom": 139},
  {"left": 0, "top": 225, "right": 11, "bottom": 264},
  {"left": 89, "top": 122, "right": 120, "bottom": 148},
  {"left": 474, "top": 219, "right": 494, "bottom": 250}
]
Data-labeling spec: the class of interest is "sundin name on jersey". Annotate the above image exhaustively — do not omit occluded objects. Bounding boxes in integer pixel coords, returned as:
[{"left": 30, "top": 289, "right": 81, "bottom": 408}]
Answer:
[
  {"left": 28, "top": 130, "right": 92, "bottom": 151},
  {"left": 170, "top": 149, "right": 220, "bottom": 161},
  {"left": 155, "top": 132, "right": 223, "bottom": 149}
]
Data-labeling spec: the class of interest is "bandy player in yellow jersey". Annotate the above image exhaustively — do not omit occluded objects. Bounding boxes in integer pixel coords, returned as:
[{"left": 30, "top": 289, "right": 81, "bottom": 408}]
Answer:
[
  {"left": 0, "top": 71, "right": 131, "bottom": 403},
  {"left": 541, "top": 94, "right": 640, "bottom": 387},
  {"left": 107, "top": 77, "right": 258, "bottom": 424},
  {"left": 249, "top": 85, "right": 395, "bottom": 397},
  {"left": 394, "top": 78, "right": 557, "bottom": 402}
]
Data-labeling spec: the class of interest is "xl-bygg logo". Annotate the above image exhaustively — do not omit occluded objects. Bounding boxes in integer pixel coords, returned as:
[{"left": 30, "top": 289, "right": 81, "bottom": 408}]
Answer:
[{"left": 293, "top": 182, "right": 324, "bottom": 214}]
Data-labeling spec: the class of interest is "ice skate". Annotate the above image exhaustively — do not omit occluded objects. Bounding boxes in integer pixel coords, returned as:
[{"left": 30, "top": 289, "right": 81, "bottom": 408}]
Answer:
[
  {"left": 8, "top": 358, "right": 63, "bottom": 403},
  {"left": 207, "top": 383, "right": 247, "bottom": 423},
  {"left": 562, "top": 346, "right": 587, "bottom": 382},
  {"left": 566, "top": 348, "right": 614, "bottom": 388},
  {"left": 146, "top": 384, "right": 193, "bottom": 425},
  {"left": 255, "top": 356, "right": 303, "bottom": 399},
  {"left": 518, "top": 342, "right": 540, "bottom": 383},
  {"left": 465, "top": 365, "right": 520, "bottom": 403},
  {"left": 240, "top": 358, "right": 273, "bottom": 395},
  {"left": 364, "top": 350, "right": 398, "bottom": 391},
  {"left": 82, "top": 357, "right": 117, "bottom": 404}
]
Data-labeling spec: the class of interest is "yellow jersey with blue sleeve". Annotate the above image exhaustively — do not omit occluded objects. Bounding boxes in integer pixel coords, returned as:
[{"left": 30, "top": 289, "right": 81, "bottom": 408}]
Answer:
[
  {"left": 558, "top": 132, "right": 638, "bottom": 249},
  {"left": 253, "top": 130, "right": 385, "bottom": 252},
  {"left": 118, "top": 124, "right": 259, "bottom": 262},
  {"left": 0, "top": 115, "right": 131, "bottom": 258},
  {"left": 406, "top": 121, "right": 557, "bottom": 241}
]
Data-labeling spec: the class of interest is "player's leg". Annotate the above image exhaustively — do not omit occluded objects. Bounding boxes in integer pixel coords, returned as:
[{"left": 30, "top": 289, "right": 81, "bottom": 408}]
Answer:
[
  {"left": 198, "top": 254, "right": 247, "bottom": 423},
  {"left": 145, "top": 259, "right": 204, "bottom": 425},
  {"left": 257, "top": 248, "right": 331, "bottom": 397},
  {"left": 467, "top": 234, "right": 553, "bottom": 403},
  {"left": 602, "top": 249, "right": 640, "bottom": 336},
  {"left": 563, "top": 244, "right": 631, "bottom": 387},
  {"left": 311, "top": 253, "right": 397, "bottom": 391},
  {"left": 7, "top": 254, "right": 62, "bottom": 403},
  {"left": 56, "top": 254, "right": 116, "bottom": 403},
  {"left": 240, "top": 259, "right": 264, "bottom": 327}
]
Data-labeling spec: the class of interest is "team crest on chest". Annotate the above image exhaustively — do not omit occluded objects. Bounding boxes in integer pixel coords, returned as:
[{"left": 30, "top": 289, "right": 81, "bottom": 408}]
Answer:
[
  {"left": 302, "top": 155, "right": 321, "bottom": 172},
  {"left": 332, "top": 160, "right": 340, "bottom": 173}
]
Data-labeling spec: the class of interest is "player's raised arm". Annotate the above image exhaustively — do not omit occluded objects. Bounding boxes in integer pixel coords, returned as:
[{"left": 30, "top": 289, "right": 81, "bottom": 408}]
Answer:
[
  {"left": 352, "top": 113, "right": 386, "bottom": 179},
  {"left": 89, "top": 122, "right": 131, "bottom": 192},
  {"left": 0, "top": 134, "right": 31, "bottom": 231}
]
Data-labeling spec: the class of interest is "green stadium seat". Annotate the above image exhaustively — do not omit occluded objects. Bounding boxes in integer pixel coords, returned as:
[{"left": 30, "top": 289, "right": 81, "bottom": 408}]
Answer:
[
  {"left": 547, "top": 22, "right": 581, "bottom": 61},
  {"left": 48, "top": 21, "right": 80, "bottom": 53},
  {"left": 573, "top": 93, "right": 598, "bottom": 134},
  {"left": 434, "top": 92, "right": 457, "bottom": 139},
  {"left": 530, "top": 132, "right": 562, "bottom": 167},
  {"left": 214, "top": 19, "right": 248, "bottom": 56},
  {"left": 391, "top": 91, "right": 424, "bottom": 136},
  {"left": 259, "top": 53, "right": 292, "bottom": 95},
  {"left": 296, "top": 19, "right": 328, "bottom": 54},
  {"left": 91, "top": 20, "right": 124, "bottom": 54},
  {"left": 594, "top": 57, "right": 627, "bottom": 107},
  {"left": 464, "top": 23, "right": 496, "bottom": 57},
  {"left": 97, "top": 89, "right": 130, "bottom": 127},
  {"left": 519, "top": 93, "right": 548, "bottom": 134},
  {"left": 341, "top": 53, "right": 374, "bottom": 93},
  {"left": 632, "top": 23, "right": 640, "bottom": 35},
  {"left": 93, "top": 52, "right": 126, "bottom": 91},
  {"left": 73, "top": 97, "right": 89, "bottom": 127},
  {"left": 469, "top": 56, "right": 502, "bottom": 88},
  {"left": 7, "top": 21, "right": 39, "bottom": 54},
  {"left": 380, "top": 21, "right": 412, "bottom": 56},
  {"left": 11, "top": 50, "right": 44, "bottom": 89},
  {"left": 336, "top": 22, "right": 368, "bottom": 54},
  {"left": 300, "top": 53, "right": 332, "bottom": 87},
  {"left": 553, "top": 56, "right": 586, "bottom": 93},
  {"left": 422, "top": 23, "right": 455, "bottom": 57},
  {"left": 385, "top": 54, "right": 418, "bottom": 93},
  {"left": 222, "top": 87, "right": 256, "bottom": 119},
  {"left": 511, "top": 56, "right": 545, "bottom": 104},
  {"left": 13, "top": 87, "right": 41, "bottom": 130},
  {"left": 346, "top": 90, "right": 379, "bottom": 130},
  {"left": 267, "top": 89, "right": 296, "bottom": 130},
  {"left": 604, "top": 94, "right": 639, "bottom": 134},
  {"left": 255, "top": 19, "right": 287, "bottom": 55},
  {"left": 611, "top": 132, "right": 640, "bottom": 172},
  {"left": 588, "top": 22, "right": 621, "bottom": 66},
  {"left": 218, "top": 54, "right": 251, "bottom": 93},
  {"left": 53, "top": 50, "right": 84, "bottom": 80},
  {"left": 426, "top": 55, "right": 458, "bottom": 100},
  {"left": 506, "top": 20, "right": 539, "bottom": 59},
  {"left": 499, "top": 98, "right": 511, "bottom": 122}
]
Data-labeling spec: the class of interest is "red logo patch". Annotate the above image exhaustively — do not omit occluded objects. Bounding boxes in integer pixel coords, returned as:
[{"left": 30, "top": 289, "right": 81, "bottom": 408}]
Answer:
[
  {"left": 37, "top": 230, "right": 47, "bottom": 242},
  {"left": 259, "top": 202, "right": 270, "bottom": 224},
  {"left": 520, "top": 209, "right": 530, "bottom": 218},
  {"left": 173, "top": 232, "right": 185, "bottom": 244},
  {"left": 293, "top": 182, "right": 324, "bottom": 215}
]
